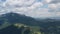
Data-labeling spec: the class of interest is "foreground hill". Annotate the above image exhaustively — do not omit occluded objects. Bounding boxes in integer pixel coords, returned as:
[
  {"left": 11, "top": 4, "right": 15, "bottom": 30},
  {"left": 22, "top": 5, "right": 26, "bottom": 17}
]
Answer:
[{"left": 0, "top": 23, "right": 41, "bottom": 34}]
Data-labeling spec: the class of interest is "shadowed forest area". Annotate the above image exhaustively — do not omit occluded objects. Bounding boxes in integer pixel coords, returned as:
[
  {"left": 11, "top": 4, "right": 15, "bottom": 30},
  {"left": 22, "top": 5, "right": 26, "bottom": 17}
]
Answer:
[{"left": 0, "top": 12, "right": 60, "bottom": 34}]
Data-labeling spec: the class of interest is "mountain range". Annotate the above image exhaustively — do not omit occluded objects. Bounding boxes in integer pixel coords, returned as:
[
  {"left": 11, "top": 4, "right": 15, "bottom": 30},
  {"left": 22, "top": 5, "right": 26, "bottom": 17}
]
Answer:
[{"left": 0, "top": 12, "right": 60, "bottom": 34}]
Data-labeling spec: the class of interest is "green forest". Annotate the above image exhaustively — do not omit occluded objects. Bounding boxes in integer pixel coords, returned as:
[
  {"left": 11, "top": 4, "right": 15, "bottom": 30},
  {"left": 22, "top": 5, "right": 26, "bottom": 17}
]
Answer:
[{"left": 0, "top": 12, "right": 60, "bottom": 34}]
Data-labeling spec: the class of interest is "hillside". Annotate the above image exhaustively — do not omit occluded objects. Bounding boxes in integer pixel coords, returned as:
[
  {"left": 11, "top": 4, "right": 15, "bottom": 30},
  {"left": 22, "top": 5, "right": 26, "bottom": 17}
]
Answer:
[
  {"left": 0, "top": 12, "right": 38, "bottom": 26},
  {"left": 0, "top": 23, "right": 41, "bottom": 34},
  {"left": 0, "top": 12, "right": 60, "bottom": 34}
]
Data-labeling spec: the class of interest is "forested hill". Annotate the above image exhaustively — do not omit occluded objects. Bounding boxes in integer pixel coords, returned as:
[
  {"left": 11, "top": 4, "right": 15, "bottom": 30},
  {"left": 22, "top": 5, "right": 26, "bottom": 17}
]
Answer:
[
  {"left": 0, "top": 12, "right": 38, "bottom": 26},
  {"left": 0, "top": 12, "right": 60, "bottom": 34}
]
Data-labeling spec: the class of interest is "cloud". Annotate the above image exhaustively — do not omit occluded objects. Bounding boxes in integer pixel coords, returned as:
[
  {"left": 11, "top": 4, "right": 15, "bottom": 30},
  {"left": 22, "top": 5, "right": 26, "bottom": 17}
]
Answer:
[
  {"left": 0, "top": 0, "right": 6, "bottom": 3},
  {"left": 41, "top": 0, "right": 52, "bottom": 4},
  {"left": 5, "top": 0, "right": 35, "bottom": 7},
  {"left": 28, "top": 2, "right": 43, "bottom": 10},
  {"left": 49, "top": 0, "right": 60, "bottom": 4},
  {"left": 48, "top": 4, "right": 57, "bottom": 9},
  {"left": 31, "top": 8, "right": 52, "bottom": 18},
  {"left": 45, "top": 0, "right": 52, "bottom": 3},
  {"left": 0, "top": 0, "right": 60, "bottom": 18}
]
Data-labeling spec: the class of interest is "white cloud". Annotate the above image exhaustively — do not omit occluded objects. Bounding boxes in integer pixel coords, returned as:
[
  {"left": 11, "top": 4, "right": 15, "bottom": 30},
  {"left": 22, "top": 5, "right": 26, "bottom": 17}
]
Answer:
[
  {"left": 0, "top": 0, "right": 60, "bottom": 18},
  {"left": 21, "top": 8, "right": 54, "bottom": 18},
  {"left": 28, "top": 2, "right": 43, "bottom": 10},
  {"left": 41, "top": 0, "right": 52, "bottom": 4},
  {"left": 5, "top": 0, "right": 35, "bottom": 7},
  {"left": 56, "top": 12, "right": 60, "bottom": 16},
  {"left": 45, "top": 0, "right": 52, "bottom": 3},
  {"left": 48, "top": 4, "right": 57, "bottom": 9}
]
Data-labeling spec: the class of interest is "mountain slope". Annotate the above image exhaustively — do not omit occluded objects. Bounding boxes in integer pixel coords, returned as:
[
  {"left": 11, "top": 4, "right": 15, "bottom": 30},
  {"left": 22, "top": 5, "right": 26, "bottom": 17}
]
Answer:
[
  {"left": 0, "top": 12, "right": 39, "bottom": 27},
  {"left": 0, "top": 23, "right": 41, "bottom": 34},
  {"left": 0, "top": 12, "right": 60, "bottom": 34}
]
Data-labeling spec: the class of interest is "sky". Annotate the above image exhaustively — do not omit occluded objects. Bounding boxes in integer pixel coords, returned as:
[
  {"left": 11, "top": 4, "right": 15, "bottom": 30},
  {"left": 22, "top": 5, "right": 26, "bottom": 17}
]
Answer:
[{"left": 0, "top": 0, "right": 60, "bottom": 18}]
